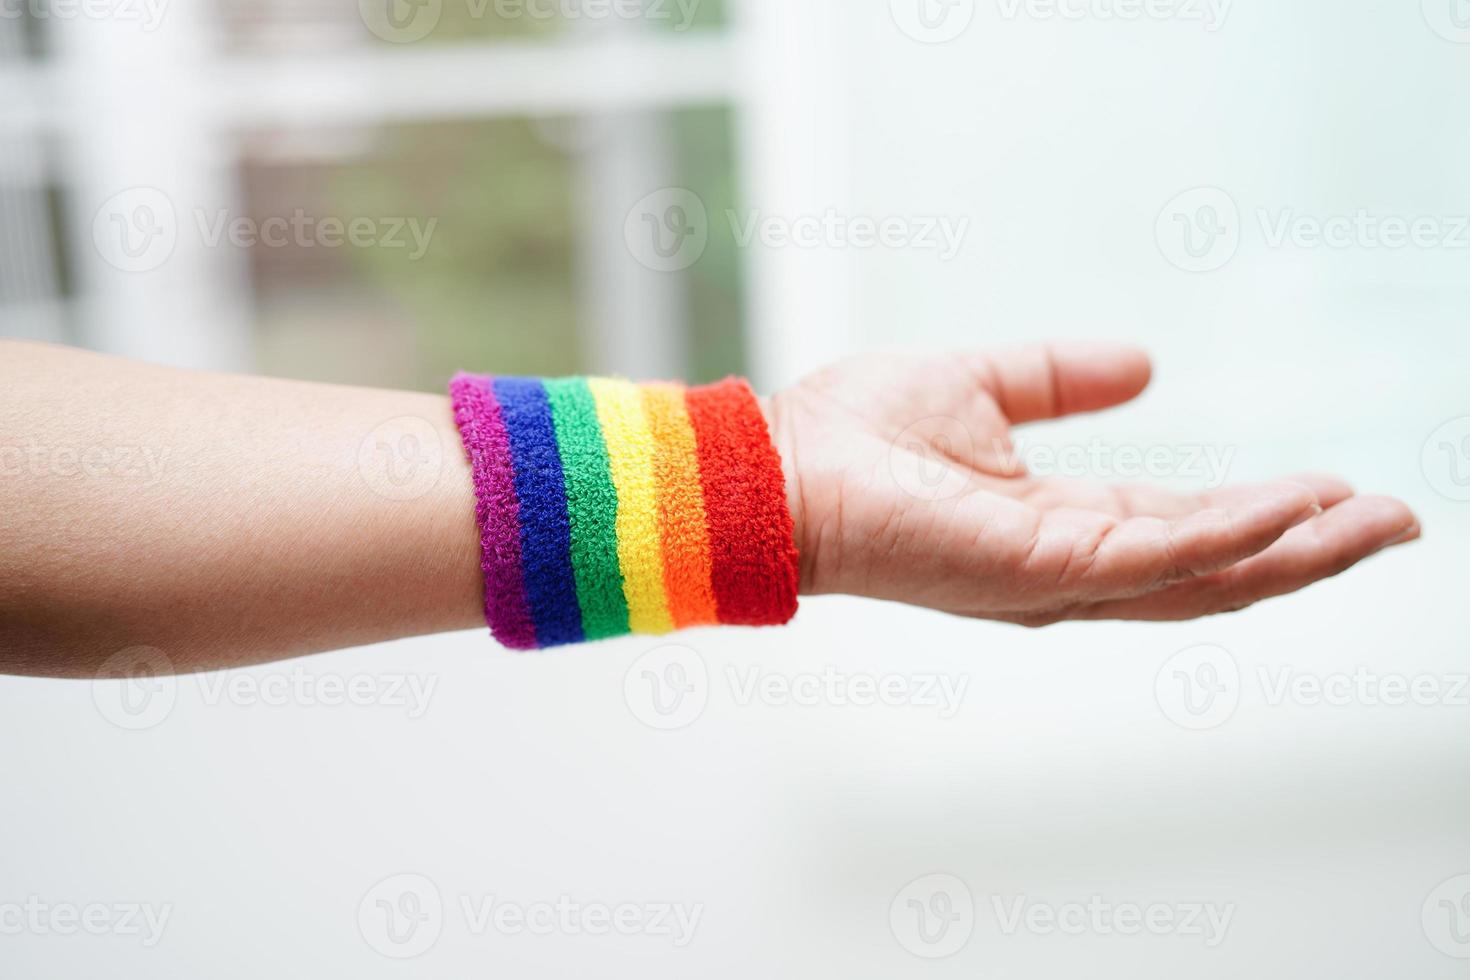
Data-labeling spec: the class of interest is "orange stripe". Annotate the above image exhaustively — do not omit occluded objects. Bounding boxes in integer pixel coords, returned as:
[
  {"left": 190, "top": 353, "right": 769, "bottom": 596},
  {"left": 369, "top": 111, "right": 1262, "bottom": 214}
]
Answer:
[{"left": 641, "top": 382, "right": 719, "bottom": 628}]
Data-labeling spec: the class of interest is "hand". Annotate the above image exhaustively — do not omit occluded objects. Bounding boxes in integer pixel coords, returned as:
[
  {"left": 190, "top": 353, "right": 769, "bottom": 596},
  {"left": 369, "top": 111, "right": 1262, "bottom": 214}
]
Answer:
[{"left": 766, "top": 342, "right": 1420, "bottom": 626}]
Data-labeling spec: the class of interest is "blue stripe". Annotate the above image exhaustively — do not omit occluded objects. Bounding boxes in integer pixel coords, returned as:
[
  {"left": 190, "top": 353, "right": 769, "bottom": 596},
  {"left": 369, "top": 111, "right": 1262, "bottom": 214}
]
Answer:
[{"left": 492, "top": 377, "right": 585, "bottom": 648}]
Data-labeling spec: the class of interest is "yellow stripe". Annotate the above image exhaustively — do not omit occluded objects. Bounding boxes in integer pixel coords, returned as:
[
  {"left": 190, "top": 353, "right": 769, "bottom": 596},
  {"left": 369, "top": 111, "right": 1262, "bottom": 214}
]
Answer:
[{"left": 587, "top": 377, "right": 674, "bottom": 634}]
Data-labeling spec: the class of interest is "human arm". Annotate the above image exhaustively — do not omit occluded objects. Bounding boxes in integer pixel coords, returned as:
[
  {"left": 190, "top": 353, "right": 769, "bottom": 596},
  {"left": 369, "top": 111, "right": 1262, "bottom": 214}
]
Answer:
[{"left": 0, "top": 340, "right": 1419, "bottom": 677}]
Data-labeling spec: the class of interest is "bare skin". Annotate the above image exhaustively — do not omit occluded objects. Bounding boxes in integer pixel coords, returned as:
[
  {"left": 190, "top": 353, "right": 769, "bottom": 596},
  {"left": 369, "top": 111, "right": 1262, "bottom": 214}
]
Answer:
[
  {"left": 0, "top": 340, "right": 1419, "bottom": 678},
  {"left": 767, "top": 343, "right": 1419, "bottom": 625},
  {"left": 0, "top": 340, "right": 484, "bottom": 677}
]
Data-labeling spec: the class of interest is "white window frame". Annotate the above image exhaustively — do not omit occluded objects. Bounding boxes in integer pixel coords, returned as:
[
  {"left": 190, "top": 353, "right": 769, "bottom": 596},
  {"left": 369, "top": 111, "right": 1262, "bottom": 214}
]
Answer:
[{"left": 3, "top": 0, "right": 855, "bottom": 388}]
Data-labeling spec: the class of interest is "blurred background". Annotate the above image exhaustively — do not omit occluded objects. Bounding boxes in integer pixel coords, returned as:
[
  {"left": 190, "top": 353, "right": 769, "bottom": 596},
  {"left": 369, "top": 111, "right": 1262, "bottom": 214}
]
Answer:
[{"left": 2, "top": 0, "right": 1468, "bottom": 977}]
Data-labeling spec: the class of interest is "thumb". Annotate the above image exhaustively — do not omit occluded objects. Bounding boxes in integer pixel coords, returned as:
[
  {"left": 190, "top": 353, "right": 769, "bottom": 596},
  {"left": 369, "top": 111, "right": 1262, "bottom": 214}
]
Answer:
[{"left": 975, "top": 341, "right": 1153, "bottom": 425}]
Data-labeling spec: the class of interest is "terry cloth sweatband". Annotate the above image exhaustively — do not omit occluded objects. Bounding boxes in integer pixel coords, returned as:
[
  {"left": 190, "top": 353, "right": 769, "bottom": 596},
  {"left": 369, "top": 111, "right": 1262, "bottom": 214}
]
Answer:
[{"left": 449, "top": 374, "right": 800, "bottom": 650}]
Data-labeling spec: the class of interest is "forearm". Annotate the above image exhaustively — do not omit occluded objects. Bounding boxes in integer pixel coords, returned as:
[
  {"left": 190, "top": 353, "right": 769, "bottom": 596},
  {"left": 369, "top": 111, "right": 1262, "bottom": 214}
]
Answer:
[{"left": 0, "top": 341, "right": 484, "bottom": 677}]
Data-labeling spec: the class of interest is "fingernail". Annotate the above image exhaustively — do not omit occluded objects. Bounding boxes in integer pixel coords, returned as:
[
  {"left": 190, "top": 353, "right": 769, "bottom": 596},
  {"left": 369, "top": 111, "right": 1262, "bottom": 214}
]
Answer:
[
  {"left": 1245, "top": 485, "right": 1318, "bottom": 527},
  {"left": 1288, "top": 501, "right": 1323, "bottom": 529},
  {"left": 1386, "top": 522, "right": 1421, "bottom": 546},
  {"left": 1282, "top": 482, "right": 1323, "bottom": 517}
]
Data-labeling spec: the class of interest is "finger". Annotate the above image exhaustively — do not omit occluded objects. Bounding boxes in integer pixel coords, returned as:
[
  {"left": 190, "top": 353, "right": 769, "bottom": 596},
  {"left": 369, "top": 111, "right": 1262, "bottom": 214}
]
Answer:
[
  {"left": 1017, "top": 472, "right": 1357, "bottom": 518},
  {"left": 1205, "top": 473, "right": 1355, "bottom": 512},
  {"left": 975, "top": 342, "right": 1152, "bottom": 425},
  {"left": 1074, "top": 495, "right": 1419, "bottom": 620},
  {"left": 1035, "top": 481, "right": 1322, "bottom": 600}
]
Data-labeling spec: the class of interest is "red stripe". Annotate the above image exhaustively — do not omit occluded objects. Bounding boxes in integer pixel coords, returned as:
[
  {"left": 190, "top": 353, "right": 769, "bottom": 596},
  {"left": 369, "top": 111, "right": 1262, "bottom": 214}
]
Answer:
[{"left": 683, "top": 378, "right": 799, "bottom": 626}]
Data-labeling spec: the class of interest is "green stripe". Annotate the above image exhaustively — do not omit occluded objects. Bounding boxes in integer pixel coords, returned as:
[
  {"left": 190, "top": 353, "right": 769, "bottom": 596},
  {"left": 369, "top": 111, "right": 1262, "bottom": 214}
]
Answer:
[{"left": 545, "top": 377, "right": 630, "bottom": 639}]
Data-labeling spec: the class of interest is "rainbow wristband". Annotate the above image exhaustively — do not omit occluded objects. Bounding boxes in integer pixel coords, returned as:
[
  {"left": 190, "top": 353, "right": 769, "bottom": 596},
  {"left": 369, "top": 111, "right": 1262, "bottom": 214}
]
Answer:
[{"left": 450, "top": 374, "right": 800, "bottom": 650}]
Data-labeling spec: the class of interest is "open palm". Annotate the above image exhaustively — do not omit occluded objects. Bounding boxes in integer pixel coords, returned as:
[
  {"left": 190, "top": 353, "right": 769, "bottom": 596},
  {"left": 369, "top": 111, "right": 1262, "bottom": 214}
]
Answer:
[{"left": 766, "top": 343, "right": 1419, "bottom": 625}]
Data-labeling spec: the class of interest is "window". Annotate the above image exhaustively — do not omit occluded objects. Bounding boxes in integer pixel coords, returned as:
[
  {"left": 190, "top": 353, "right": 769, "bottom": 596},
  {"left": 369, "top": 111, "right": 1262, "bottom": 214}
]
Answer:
[{"left": 2, "top": 0, "right": 752, "bottom": 389}]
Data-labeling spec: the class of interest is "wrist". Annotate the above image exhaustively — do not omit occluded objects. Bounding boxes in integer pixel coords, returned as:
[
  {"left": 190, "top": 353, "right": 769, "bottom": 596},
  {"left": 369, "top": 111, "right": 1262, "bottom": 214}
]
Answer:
[
  {"left": 451, "top": 374, "right": 800, "bottom": 649},
  {"left": 759, "top": 392, "right": 810, "bottom": 596}
]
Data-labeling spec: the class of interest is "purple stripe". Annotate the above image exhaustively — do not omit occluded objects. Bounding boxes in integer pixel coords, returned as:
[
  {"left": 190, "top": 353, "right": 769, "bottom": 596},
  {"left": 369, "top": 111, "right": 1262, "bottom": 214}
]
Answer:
[{"left": 450, "top": 373, "right": 538, "bottom": 651}]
